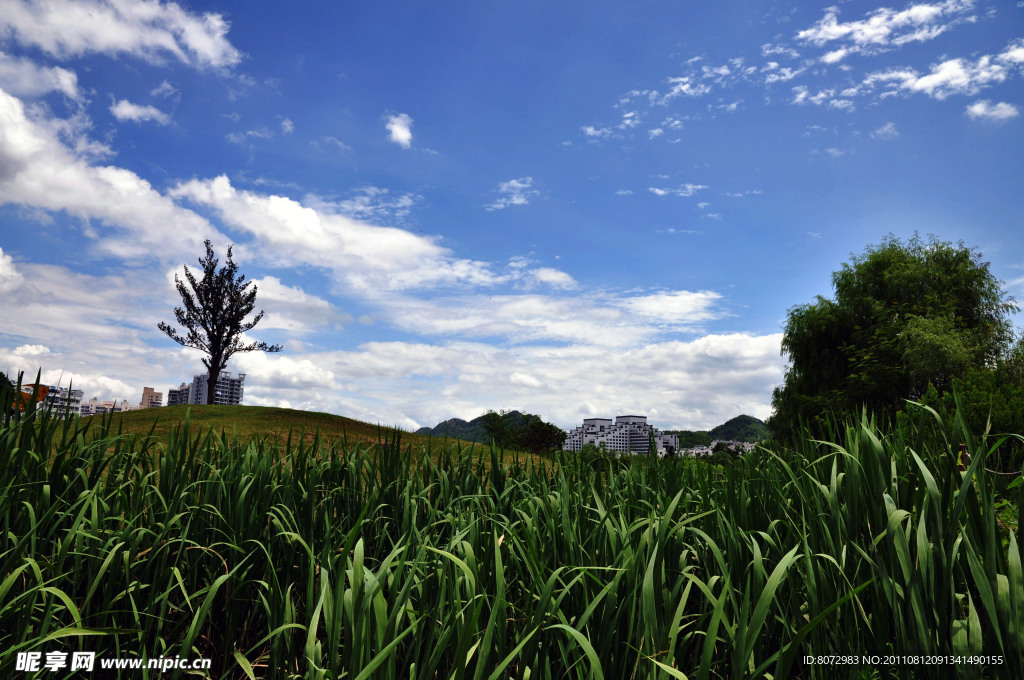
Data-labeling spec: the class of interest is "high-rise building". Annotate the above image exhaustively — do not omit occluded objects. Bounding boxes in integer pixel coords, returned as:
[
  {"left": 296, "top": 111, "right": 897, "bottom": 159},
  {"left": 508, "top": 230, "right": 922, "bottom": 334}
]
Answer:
[
  {"left": 139, "top": 386, "right": 163, "bottom": 409},
  {"left": 166, "top": 382, "right": 192, "bottom": 406},
  {"left": 41, "top": 386, "right": 84, "bottom": 418},
  {"left": 563, "top": 415, "right": 678, "bottom": 456},
  {"left": 188, "top": 372, "right": 245, "bottom": 406}
]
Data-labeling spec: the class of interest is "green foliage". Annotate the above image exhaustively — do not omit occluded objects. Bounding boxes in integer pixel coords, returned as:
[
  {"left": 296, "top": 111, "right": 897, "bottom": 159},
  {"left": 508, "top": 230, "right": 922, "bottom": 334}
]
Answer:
[
  {"left": 770, "top": 233, "right": 1018, "bottom": 439},
  {"left": 4, "top": 400, "right": 1023, "bottom": 679},
  {"left": 709, "top": 414, "right": 768, "bottom": 442},
  {"left": 918, "top": 336, "right": 1024, "bottom": 470},
  {"left": 424, "top": 409, "right": 565, "bottom": 454},
  {"left": 158, "top": 240, "right": 283, "bottom": 404},
  {"left": 518, "top": 415, "right": 567, "bottom": 454},
  {"left": 669, "top": 415, "right": 767, "bottom": 447},
  {"left": 672, "top": 429, "right": 713, "bottom": 448}
]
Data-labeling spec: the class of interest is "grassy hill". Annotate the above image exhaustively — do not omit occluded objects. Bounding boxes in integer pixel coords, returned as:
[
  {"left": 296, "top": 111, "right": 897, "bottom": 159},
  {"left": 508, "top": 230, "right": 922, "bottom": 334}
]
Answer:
[
  {"left": 78, "top": 404, "right": 466, "bottom": 452},
  {"left": 709, "top": 414, "right": 768, "bottom": 442}
]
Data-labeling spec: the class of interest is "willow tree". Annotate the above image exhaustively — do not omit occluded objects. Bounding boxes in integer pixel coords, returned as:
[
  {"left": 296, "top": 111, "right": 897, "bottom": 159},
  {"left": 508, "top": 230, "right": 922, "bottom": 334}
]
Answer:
[
  {"left": 159, "top": 240, "right": 282, "bottom": 405},
  {"left": 768, "top": 234, "right": 1018, "bottom": 439}
]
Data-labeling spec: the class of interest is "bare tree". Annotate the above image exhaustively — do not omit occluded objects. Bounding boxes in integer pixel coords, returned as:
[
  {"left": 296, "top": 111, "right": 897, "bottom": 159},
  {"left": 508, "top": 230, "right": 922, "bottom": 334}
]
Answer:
[{"left": 159, "top": 240, "right": 282, "bottom": 405}]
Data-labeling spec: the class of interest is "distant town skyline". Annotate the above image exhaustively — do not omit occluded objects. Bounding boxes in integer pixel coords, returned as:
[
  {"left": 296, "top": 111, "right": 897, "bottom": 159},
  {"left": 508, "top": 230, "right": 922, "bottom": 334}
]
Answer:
[{"left": 1, "top": 0, "right": 1022, "bottom": 430}]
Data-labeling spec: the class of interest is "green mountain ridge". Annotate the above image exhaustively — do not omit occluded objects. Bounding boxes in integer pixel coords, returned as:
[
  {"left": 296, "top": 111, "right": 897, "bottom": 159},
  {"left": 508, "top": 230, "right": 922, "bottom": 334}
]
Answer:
[
  {"left": 666, "top": 414, "right": 769, "bottom": 446},
  {"left": 414, "top": 410, "right": 531, "bottom": 442},
  {"left": 418, "top": 412, "right": 768, "bottom": 445}
]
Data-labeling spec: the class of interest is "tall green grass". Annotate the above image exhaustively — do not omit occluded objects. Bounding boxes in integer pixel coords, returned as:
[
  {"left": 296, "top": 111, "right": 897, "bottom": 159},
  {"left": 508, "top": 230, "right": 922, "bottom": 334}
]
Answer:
[{"left": 1, "top": 381, "right": 1021, "bottom": 678}]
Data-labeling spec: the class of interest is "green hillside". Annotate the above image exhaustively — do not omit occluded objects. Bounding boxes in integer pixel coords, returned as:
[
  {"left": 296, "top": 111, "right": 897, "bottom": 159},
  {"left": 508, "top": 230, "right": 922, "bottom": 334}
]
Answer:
[
  {"left": 415, "top": 409, "right": 531, "bottom": 442},
  {"left": 668, "top": 414, "right": 768, "bottom": 445},
  {"left": 79, "top": 404, "right": 457, "bottom": 451},
  {"left": 709, "top": 414, "right": 768, "bottom": 442}
]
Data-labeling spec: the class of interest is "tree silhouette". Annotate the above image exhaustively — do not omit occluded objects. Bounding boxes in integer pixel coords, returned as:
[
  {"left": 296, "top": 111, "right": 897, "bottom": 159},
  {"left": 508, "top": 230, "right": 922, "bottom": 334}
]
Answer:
[{"left": 159, "top": 240, "right": 282, "bottom": 405}]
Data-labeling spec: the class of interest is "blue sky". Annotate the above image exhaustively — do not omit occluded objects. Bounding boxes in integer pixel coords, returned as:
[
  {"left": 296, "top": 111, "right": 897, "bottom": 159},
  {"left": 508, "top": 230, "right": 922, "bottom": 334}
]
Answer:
[{"left": 1, "top": 0, "right": 1021, "bottom": 430}]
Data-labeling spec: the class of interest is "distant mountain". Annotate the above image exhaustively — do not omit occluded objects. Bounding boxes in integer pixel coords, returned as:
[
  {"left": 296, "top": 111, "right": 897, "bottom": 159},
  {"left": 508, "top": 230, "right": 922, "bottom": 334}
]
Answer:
[
  {"left": 709, "top": 415, "right": 768, "bottom": 442},
  {"left": 420, "top": 412, "right": 769, "bottom": 446},
  {"left": 667, "top": 414, "right": 768, "bottom": 445},
  {"left": 415, "top": 410, "right": 530, "bottom": 442}
]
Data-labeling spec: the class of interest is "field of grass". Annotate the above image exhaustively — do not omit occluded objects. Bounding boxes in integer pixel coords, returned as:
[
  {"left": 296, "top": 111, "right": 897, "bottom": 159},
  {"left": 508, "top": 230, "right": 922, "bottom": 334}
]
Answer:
[
  {"left": 2, "top": 399, "right": 1022, "bottom": 679},
  {"left": 79, "top": 404, "right": 474, "bottom": 451}
]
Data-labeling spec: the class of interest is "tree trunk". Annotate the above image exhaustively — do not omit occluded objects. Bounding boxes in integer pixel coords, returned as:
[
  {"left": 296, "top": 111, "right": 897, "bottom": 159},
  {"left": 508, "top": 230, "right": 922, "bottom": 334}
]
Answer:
[{"left": 206, "top": 367, "right": 220, "bottom": 405}]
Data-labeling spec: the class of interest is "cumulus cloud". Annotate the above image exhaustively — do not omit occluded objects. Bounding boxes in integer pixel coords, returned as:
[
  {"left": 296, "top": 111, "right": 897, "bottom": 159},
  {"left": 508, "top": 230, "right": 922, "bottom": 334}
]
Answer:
[
  {"left": 232, "top": 333, "right": 785, "bottom": 431},
  {"left": 623, "top": 290, "right": 722, "bottom": 324},
  {"left": 859, "top": 40, "right": 1024, "bottom": 100},
  {"left": 0, "top": 0, "right": 242, "bottom": 68},
  {"left": 530, "top": 268, "right": 578, "bottom": 290},
  {"left": 965, "top": 100, "right": 1019, "bottom": 122},
  {"left": 109, "top": 98, "right": 171, "bottom": 125},
  {"left": 0, "top": 51, "right": 80, "bottom": 99},
  {"left": 0, "top": 86, "right": 218, "bottom": 259},
  {"left": 797, "top": 0, "right": 976, "bottom": 59},
  {"left": 170, "top": 174, "right": 499, "bottom": 292},
  {"left": 386, "top": 113, "right": 413, "bottom": 148},
  {"left": 280, "top": 117, "right": 294, "bottom": 134},
  {"left": 0, "top": 246, "right": 24, "bottom": 294},
  {"left": 484, "top": 177, "right": 538, "bottom": 211},
  {"left": 249, "top": 276, "right": 352, "bottom": 332}
]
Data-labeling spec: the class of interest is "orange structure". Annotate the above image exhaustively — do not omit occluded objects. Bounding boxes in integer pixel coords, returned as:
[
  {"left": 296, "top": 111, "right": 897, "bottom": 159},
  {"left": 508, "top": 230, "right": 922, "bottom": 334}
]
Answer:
[{"left": 13, "top": 384, "right": 50, "bottom": 411}]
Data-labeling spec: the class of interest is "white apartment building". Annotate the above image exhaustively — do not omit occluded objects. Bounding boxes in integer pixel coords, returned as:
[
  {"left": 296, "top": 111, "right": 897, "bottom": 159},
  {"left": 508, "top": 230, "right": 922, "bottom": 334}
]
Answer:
[
  {"left": 186, "top": 372, "right": 245, "bottom": 406},
  {"left": 167, "top": 382, "right": 192, "bottom": 406},
  {"left": 564, "top": 415, "right": 679, "bottom": 456},
  {"left": 41, "top": 386, "right": 84, "bottom": 417},
  {"left": 80, "top": 398, "right": 135, "bottom": 416}
]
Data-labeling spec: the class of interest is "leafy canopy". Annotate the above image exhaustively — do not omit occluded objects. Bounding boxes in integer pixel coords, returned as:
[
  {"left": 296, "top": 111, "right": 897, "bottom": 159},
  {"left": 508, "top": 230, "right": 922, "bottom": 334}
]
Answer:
[
  {"left": 480, "top": 409, "right": 567, "bottom": 454},
  {"left": 769, "top": 234, "right": 1018, "bottom": 438},
  {"left": 158, "top": 240, "right": 282, "bottom": 404}
]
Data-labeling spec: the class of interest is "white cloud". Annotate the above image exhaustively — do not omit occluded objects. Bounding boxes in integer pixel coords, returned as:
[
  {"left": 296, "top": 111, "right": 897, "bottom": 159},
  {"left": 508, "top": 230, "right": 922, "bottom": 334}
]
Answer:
[
  {"left": 0, "top": 86, "right": 218, "bottom": 259},
  {"left": 761, "top": 42, "right": 800, "bottom": 59},
  {"left": 231, "top": 333, "right": 785, "bottom": 431},
  {"left": 386, "top": 113, "right": 413, "bottom": 148},
  {"left": 250, "top": 276, "right": 351, "bottom": 333},
  {"left": 280, "top": 117, "right": 294, "bottom": 134},
  {"left": 872, "top": 121, "right": 900, "bottom": 139},
  {"left": 312, "top": 136, "right": 351, "bottom": 153},
  {"left": 0, "top": 0, "right": 242, "bottom": 68},
  {"left": 647, "top": 183, "right": 707, "bottom": 197},
  {"left": 530, "top": 268, "right": 578, "bottom": 290},
  {"left": 484, "top": 177, "right": 538, "bottom": 211},
  {"left": 624, "top": 290, "right": 722, "bottom": 324},
  {"left": 307, "top": 186, "right": 419, "bottom": 223},
  {"left": 797, "top": 1, "right": 975, "bottom": 57},
  {"left": 581, "top": 125, "right": 612, "bottom": 137},
  {"left": 226, "top": 127, "right": 271, "bottom": 144},
  {"left": 965, "top": 100, "right": 1019, "bottom": 121},
  {"left": 859, "top": 39, "right": 1024, "bottom": 100},
  {"left": 0, "top": 246, "right": 24, "bottom": 294},
  {"left": 150, "top": 79, "right": 177, "bottom": 97},
  {"left": 170, "top": 174, "right": 498, "bottom": 292},
  {"left": 0, "top": 51, "right": 80, "bottom": 99},
  {"left": 109, "top": 98, "right": 170, "bottom": 125},
  {"left": 661, "top": 76, "right": 712, "bottom": 101},
  {"left": 618, "top": 111, "right": 642, "bottom": 128}
]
